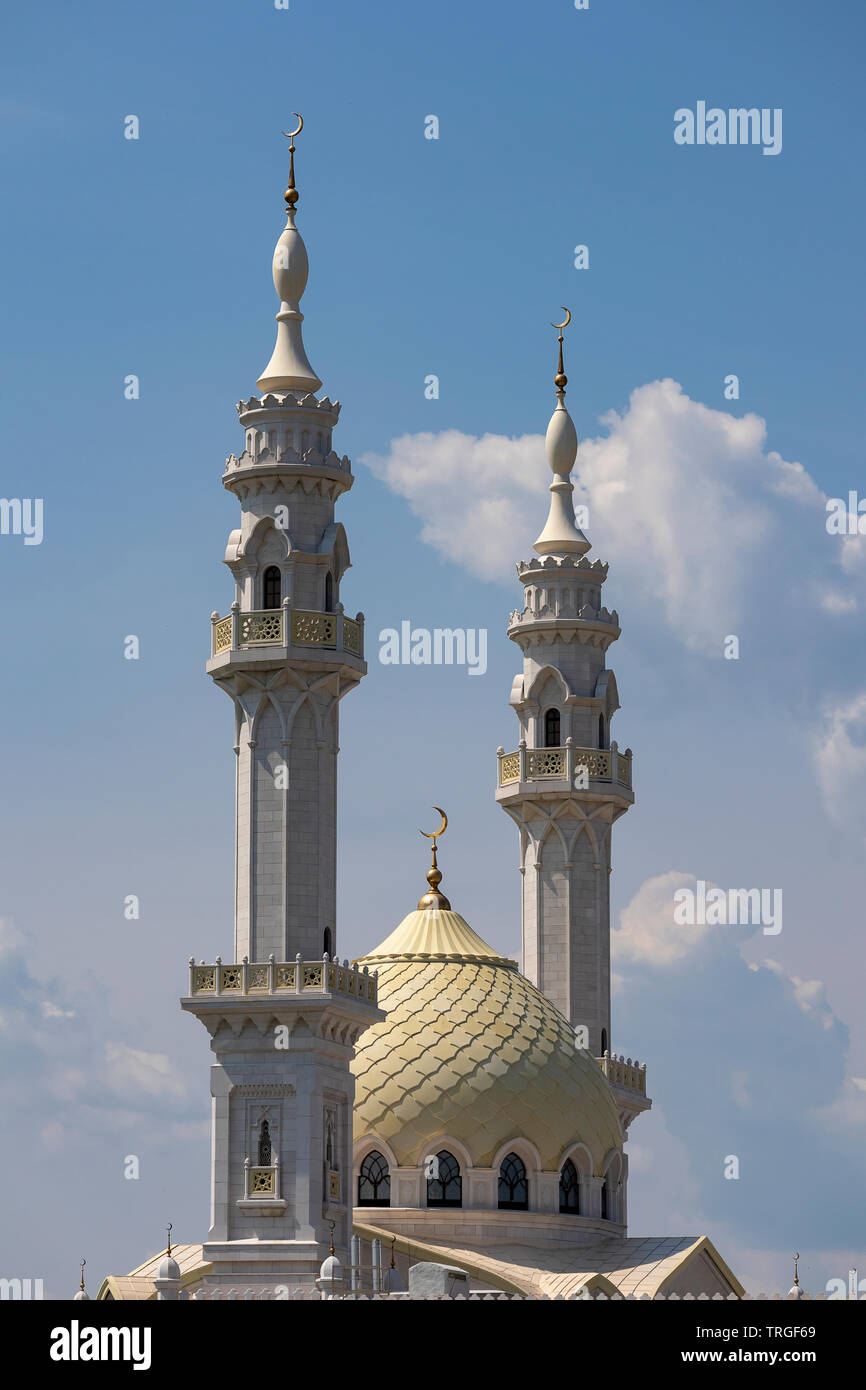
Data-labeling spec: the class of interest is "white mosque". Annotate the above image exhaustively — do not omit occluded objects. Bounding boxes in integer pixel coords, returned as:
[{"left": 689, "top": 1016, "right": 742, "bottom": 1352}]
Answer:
[{"left": 92, "top": 125, "right": 745, "bottom": 1301}]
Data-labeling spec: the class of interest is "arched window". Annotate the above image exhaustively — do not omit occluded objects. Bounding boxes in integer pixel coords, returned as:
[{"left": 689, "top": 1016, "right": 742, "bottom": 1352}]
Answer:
[
  {"left": 598, "top": 713, "right": 606, "bottom": 749},
  {"left": 427, "top": 1150, "right": 462, "bottom": 1208},
  {"left": 357, "top": 1151, "right": 390, "bottom": 1207},
  {"left": 498, "top": 1152, "right": 528, "bottom": 1210},
  {"left": 601, "top": 1028, "right": 608, "bottom": 1055},
  {"left": 559, "top": 1159, "right": 580, "bottom": 1214},
  {"left": 258, "top": 1119, "right": 272, "bottom": 1167},
  {"left": 544, "top": 708, "right": 560, "bottom": 748},
  {"left": 601, "top": 1178, "right": 610, "bottom": 1220},
  {"left": 323, "top": 927, "right": 333, "bottom": 958},
  {"left": 263, "top": 566, "right": 281, "bottom": 610},
  {"left": 324, "top": 572, "right": 333, "bottom": 612}
]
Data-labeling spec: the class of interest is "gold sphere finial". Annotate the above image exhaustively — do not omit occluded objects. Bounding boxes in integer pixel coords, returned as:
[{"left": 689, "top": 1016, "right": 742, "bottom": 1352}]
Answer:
[
  {"left": 551, "top": 306, "right": 571, "bottom": 398},
  {"left": 281, "top": 114, "right": 304, "bottom": 211},
  {"left": 79, "top": 1258, "right": 86, "bottom": 1293},
  {"left": 166, "top": 1222, "right": 173, "bottom": 1258},
  {"left": 418, "top": 807, "right": 451, "bottom": 910}
]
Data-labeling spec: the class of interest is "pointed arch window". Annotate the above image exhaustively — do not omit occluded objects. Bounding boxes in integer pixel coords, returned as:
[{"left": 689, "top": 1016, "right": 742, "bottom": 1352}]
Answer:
[
  {"left": 427, "top": 1150, "right": 462, "bottom": 1208},
  {"left": 598, "top": 713, "right": 606, "bottom": 749},
  {"left": 559, "top": 1159, "right": 580, "bottom": 1214},
  {"left": 544, "top": 708, "right": 560, "bottom": 748},
  {"left": 323, "top": 927, "right": 333, "bottom": 958},
  {"left": 258, "top": 1119, "right": 272, "bottom": 1167},
  {"left": 498, "top": 1152, "right": 528, "bottom": 1210},
  {"left": 324, "top": 572, "right": 334, "bottom": 613},
  {"left": 263, "top": 566, "right": 281, "bottom": 610},
  {"left": 601, "top": 1028, "right": 608, "bottom": 1055},
  {"left": 601, "top": 1178, "right": 611, "bottom": 1220},
  {"left": 358, "top": 1151, "right": 391, "bottom": 1207}
]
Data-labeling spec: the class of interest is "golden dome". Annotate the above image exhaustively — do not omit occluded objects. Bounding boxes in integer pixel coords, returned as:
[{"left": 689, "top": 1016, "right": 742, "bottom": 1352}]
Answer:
[{"left": 351, "top": 907, "right": 622, "bottom": 1172}]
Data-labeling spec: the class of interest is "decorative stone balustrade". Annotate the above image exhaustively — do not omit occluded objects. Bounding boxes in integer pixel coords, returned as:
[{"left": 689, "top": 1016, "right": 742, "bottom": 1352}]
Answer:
[
  {"left": 497, "top": 742, "right": 632, "bottom": 791},
  {"left": 210, "top": 604, "right": 364, "bottom": 660},
  {"left": 187, "top": 954, "right": 378, "bottom": 1006},
  {"left": 597, "top": 1051, "right": 647, "bottom": 1096}
]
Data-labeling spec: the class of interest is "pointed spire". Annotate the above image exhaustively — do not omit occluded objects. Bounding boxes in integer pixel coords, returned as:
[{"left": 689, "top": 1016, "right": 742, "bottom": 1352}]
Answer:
[
  {"left": 257, "top": 117, "right": 323, "bottom": 395},
  {"left": 73, "top": 1257, "right": 90, "bottom": 1301},
  {"left": 534, "top": 308, "right": 590, "bottom": 557}
]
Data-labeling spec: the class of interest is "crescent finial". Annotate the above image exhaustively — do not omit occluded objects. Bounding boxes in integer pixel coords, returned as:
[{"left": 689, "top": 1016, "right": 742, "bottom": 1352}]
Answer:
[
  {"left": 281, "top": 113, "right": 304, "bottom": 144},
  {"left": 281, "top": 115, "right": 304, "bottom": 211},
  {"left": 420, "top": 807, "right": 448, "bottom": 843},
  {"left": 551, "top": 306, "right": 571, "bottom": 331}
]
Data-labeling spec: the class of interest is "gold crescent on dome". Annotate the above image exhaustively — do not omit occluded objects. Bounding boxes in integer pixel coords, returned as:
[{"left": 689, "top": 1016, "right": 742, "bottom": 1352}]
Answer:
[
  {"left": 282, "top": 113, "right": 304, "bottom": 143},
  {"left": 551, "top": 306, "right": 572, "bottom": 331},
  {"left": 420, "top": 807, "right": 448, "bottom": 842}
]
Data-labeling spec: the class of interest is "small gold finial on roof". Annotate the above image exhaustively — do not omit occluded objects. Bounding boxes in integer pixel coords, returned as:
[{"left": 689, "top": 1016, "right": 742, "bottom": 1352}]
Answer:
[
  {"left": 418, "top": 807, "right": 451, "bottom": 910},
  {"left": 166, "top": 1222, "right": 173, "bottom": 1258},
  {"left": 327, "top": 1220, "right": 336, "bottom": 1256},
  {"left": 792, "top": 1251, "right": 800, "bottom": 1287},
  {"left": 281, "top": 113, "right": 304, "bottom": 211},
  {"left": 551, "top": 306, "right": 571, "bottom": 399},
  {"left": 79, "top": 1258, "right": 86, "bottom": 1293}
]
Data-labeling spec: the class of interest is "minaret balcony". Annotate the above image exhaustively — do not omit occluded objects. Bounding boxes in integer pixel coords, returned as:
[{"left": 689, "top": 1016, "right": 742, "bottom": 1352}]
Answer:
[
  {"left": 496, "top": 741, "right": 633, "bottom": 798},
  {"left": 208, "top": 603, "right": 364, "bottom": 669},
  {"left": 596, "top": 1051, "right": 652, "bottom": 1132},
  {"left": 185, "top": 954, "right": 378, "bottom": 1006}
]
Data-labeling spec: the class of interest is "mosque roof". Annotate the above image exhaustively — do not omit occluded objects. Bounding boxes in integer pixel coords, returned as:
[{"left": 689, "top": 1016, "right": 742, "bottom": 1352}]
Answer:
[{"left": 352, "top": 904, "right": 623, "bottom": 1172}]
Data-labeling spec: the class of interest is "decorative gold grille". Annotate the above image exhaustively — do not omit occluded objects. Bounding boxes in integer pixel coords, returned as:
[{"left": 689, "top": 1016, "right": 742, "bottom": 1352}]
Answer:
[
  {"left": 527, "top": 749, "right": 567, "bottom": 778},
  {"left": 240, "top": 611, "right": 283, "bottom": 645},
  {"left": 193, "top": 967, "right": 215, "bottom": 992},
  {"left": 577, "top": 750, "right": 610, "bottom": 779},
  {"left": 213, "top": 616, "right": 232, "bottom": 654},
  {"left": 249, "top": 1168, "right": 275, "bottom": 1195},
  {"left": 499, "top": 752, "right": 520, "bottom": 784},
  {"left": 343, "top": 618, "right": 361, "bottom": 655},
  {"left": 328, "top": 1170, "right": 341, "bottom": 1200},
  {"left": 302, "top": 965, "right": 323, "bottom": 988},
  {"left": 221, "top": 967, "right": 242, "bottom": 990},
  {"left": 291, "top": 611, "right": 337, "bottom": 647},
  {"left": 248, "top": 966, "right": 268, "bottom": 990},
  {"left": 617, "top": 752, "right": 632, "bottom": 788},
  {"left": 275, "top": 965, "right": 295, "bottom": 989}
]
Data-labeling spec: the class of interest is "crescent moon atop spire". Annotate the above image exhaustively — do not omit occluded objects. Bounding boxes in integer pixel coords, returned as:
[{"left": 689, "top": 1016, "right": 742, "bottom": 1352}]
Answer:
[
  {"left": 282, "top": 113, "right": 304, "bottom": 142},
  {"left": 551, "top": 306, "right": 571, "bottom": 331},
  {"left": 420, "top": 807, "right": 448, "bottom": 841}
]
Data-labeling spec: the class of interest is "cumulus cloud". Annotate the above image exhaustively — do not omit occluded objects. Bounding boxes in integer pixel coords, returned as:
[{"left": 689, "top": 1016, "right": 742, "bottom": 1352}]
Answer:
[
  {"left": 362, "top": 380, "right": 837, "bottom": 653},
  {"left": 812, "top": 691, "right": 866, "bottom": 841},
  {"left": 612, "top": 872, "right": 863, "bottom": 1250},
  {"left": 103, "top": 1043, "right": 186, "bottom": 1100}
]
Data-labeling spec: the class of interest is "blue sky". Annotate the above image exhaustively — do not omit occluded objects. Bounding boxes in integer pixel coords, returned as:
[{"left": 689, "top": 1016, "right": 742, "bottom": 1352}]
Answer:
[{"left": 1, "top": 0, "right": 864, "bottom": 1297}]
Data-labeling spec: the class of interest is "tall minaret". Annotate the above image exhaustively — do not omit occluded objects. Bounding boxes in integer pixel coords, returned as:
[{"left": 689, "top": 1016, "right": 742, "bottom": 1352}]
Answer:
[
  {"left": 206, "top": 117, "right": 366, "bottom": 966},
  {"left": 183, "top": 125, "right": 383, "bottom": 1295},
  {"left": 495, "top": 311, "right": 634, "bottom": 1057}
]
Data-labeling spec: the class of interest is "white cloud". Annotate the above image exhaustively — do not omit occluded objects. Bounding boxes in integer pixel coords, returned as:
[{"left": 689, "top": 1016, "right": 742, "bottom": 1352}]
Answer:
[
  {"left": 104, "top": 1043, "right": 186, "bottom": 1100},
  {"left": 762, "top": 959, "right": 837, "bottom": 1030},
  {"left": 612, "top": 870, "right": 754, "bottom": 967},
  {"left": 812, "top": 691, "right": 866, "bottom": 840},
  {"left": 362, "top": 380, "right": 833, "bottom": 653},
  {"left": 41, "top": 1001, "right": 76, "bottom": 1019}
]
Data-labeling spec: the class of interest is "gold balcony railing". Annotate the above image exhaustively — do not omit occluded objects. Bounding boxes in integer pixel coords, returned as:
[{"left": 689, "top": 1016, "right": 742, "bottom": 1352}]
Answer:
[
  {"left": 497, "top": 743, "right": 632, "bottom": 790},
  {"left": 211, "top": 607, "right": 364, "bottom": 659},
  {"left": 187, "top": 955, "right": 378, "bottom": 1005}
]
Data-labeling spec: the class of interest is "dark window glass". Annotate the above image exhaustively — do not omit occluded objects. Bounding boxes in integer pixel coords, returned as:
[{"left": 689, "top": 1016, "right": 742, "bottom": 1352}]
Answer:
[
  {"left": 323, "top": 927, "right": 332, "bottom": 958},
  {"left": 258, "top": 1120, "right": 272, "bottom": 1167},
  {"left": 544, "top": 708, "right": 560, "bottom": 747},
  {"left": 559, "top": 1159, "right": 579, "bottom": 1214},
  {"left": 427, "top": 1150, "right": 462, "bottom": 1208},
  {"left": 598, "top": 713, "right": 606, "bottom": 748},
  {"left": 601, "top": 1180, "right": 609, "bottom": 1220},
  {"left": 263, "top": 566, "right": 281, "bottom": 610},
  {"left": 358, "top": 1150, "right": 391, "bottom": 1207},
  {"left": 601, "top": 1028, "right": 608, "bottom": 1055},
  {"left": 324, "top": 572, "right": 334, "bottom": 612},
  {"left": 498, "top": 1152, "right": 528, "bottom": 1210}
]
